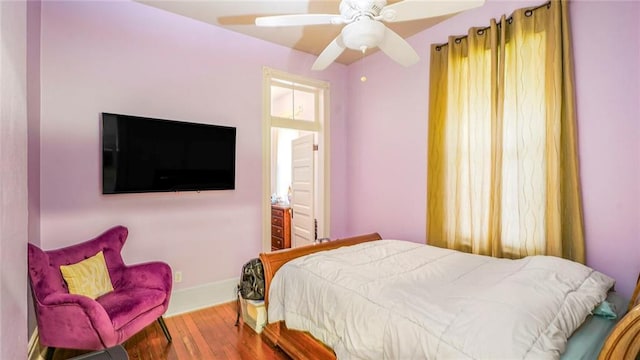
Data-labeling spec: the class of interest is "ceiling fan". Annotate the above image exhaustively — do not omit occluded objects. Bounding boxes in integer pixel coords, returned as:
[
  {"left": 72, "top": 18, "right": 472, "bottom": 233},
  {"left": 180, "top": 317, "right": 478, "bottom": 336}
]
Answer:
[{"left": 255, "top": 0, "right": 485, "bottom": 71}]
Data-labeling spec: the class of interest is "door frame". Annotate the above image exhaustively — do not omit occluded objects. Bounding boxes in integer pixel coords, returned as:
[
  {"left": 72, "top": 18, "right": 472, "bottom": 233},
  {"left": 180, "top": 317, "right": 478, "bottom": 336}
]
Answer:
[{"left": 261, "top": 67, "right": 331, "bottom": 252}]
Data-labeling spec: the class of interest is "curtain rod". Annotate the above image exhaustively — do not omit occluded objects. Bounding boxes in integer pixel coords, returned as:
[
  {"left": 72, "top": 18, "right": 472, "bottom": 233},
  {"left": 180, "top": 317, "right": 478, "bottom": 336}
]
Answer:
[{"left": 434, "top": 1, "right": 551, "bottom": 51}]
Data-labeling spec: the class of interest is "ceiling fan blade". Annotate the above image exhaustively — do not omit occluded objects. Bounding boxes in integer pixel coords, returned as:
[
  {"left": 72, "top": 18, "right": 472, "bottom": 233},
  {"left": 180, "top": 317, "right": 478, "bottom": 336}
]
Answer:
[
  {"left": 378, "top": 27, "right": 420, "bottom": 67},
  {"left": 381, "top": 0, "right": 485, "bottom": 23},
  {"left": 255, "top": 14, "right": 343, "bottom": 27},
  {"left": 312, "top": 35, "right": 347, "bottom": 71}
]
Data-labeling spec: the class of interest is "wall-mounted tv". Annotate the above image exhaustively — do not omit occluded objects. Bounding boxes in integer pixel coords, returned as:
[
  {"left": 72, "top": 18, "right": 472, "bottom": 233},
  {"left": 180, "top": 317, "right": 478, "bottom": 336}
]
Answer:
[{"left": 102, "top": 113, "right": 236, "bottom": 194}]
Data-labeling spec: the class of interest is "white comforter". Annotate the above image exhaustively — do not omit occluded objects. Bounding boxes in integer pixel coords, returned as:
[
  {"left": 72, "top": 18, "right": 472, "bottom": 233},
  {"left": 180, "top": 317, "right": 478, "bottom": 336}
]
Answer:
[{"left": 268, "top": 240, "right": 614, "bottom": 360}]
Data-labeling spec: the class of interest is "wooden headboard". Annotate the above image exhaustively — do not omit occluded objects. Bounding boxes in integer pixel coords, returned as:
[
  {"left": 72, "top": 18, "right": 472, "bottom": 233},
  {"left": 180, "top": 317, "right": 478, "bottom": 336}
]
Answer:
[
  {"left": 259, "top": 233, "right": 382, "bottom": 306},
  {"left": 598, "top": 275, "right": 640, "bottom": 360}
]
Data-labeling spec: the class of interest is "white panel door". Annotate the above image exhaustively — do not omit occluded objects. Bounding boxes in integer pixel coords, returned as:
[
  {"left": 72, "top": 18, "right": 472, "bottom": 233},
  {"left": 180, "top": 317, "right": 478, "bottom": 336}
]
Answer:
[{"left": 291, "top": 134, "right": 315, "bottom": 248}]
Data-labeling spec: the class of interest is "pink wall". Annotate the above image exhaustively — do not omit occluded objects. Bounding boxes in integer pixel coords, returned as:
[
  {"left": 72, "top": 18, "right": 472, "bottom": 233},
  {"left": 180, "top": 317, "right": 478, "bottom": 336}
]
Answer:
[
  {"left": 39, "top": 1, "right": 349, "bottom": 290},
  {"left": 27, "top": 0, "right": 42, "bottom": 336},
  {"left": 345, "top": 0, "right": 640, "bottom": 298},
  {"left": 571, "top": 0, "right": 640, "bottom": 299},
  {"left": 27, "top": 0, "right": 41, "bottom": 249},
  {"left": 15, "top": 0, "right": 636, "bottom": 355},
  {"left": 0, "top": 1, "right": 29, "bottom": 358}
]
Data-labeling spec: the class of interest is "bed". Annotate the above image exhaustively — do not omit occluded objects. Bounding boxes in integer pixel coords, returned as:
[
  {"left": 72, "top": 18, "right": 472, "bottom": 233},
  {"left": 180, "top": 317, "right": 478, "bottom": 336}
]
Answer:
[{"left": 259, "top": 233, "right": 640, "bottom": 360}]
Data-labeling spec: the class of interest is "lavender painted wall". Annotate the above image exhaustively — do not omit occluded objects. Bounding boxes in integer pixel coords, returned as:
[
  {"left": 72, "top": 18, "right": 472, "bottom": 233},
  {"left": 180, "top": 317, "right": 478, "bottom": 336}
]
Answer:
[
  {"left": 27, "top": 0, "right": 41, "bottom": 248},
  {"left": 38, "top": 1, "right": 349, "bottom": 290},
  {"left": 0, "top": 1, "right": 29, "bottom": 358},
  {"left": 572, "top": 0, "right": 640, "bottom": 299},
  {"left": 345, "top": 0, "right": 640, "bottom": 298},
  {"left": 27, "top": 0, "right": 42, "bottom": 337},
  {"left": 24, "top": 3, "right": 639, "bottom": 355}
]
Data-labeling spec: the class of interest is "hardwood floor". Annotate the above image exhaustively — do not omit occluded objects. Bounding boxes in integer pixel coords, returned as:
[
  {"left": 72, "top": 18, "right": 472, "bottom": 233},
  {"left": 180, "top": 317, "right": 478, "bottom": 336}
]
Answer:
[{"left": 52, "top": 301, "right": 289, "bottom": 360}]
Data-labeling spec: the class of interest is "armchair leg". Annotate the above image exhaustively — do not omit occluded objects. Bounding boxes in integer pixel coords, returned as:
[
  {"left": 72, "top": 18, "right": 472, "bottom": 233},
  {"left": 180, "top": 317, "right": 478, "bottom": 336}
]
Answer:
[
  {"left": 44, "top": 347, "right": 55, "bottom": 360},
  {"left": 157, "top": 316, "right": 172, "bottom": 343}
]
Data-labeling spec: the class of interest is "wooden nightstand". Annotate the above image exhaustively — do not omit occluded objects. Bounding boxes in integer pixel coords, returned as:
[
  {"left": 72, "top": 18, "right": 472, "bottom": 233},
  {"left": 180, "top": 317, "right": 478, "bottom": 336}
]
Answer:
[{"left": 271, "top": 205, "right": 291, "bottom": 251}]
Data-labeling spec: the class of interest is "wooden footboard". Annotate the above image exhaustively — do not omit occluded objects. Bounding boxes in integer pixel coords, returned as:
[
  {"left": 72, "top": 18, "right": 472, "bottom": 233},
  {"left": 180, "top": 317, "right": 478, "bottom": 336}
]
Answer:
[{"left": 258, "top": 232, "right": 382, "bottom": 360}]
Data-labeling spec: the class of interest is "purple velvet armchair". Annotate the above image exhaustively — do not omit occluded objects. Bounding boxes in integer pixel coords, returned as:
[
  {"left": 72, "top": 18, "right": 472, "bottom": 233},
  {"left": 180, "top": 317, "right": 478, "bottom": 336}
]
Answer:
[{"left": 27, "top": 225, "right": 172, "bottom": 357}]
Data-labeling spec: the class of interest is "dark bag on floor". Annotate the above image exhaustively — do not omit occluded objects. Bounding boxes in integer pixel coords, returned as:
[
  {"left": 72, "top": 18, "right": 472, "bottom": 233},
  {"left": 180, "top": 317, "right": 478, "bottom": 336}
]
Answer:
[
  {"left": 235, "top": 258, "right": 265, "bottom": 326},
  {"left": 239, "top": 258, "right": 265, "bottom": 300}
]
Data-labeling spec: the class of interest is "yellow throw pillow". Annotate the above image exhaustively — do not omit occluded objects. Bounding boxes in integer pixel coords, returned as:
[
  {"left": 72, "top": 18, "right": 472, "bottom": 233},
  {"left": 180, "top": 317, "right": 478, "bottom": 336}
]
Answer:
[{"left": 60, "top": 251, "right": 114, "bottom": 299}]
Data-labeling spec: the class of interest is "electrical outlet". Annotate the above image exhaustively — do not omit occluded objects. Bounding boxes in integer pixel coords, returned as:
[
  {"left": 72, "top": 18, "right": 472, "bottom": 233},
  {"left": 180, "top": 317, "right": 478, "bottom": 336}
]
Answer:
[{"left": 174, "top": 271, "right": 182, "bottom": 283}]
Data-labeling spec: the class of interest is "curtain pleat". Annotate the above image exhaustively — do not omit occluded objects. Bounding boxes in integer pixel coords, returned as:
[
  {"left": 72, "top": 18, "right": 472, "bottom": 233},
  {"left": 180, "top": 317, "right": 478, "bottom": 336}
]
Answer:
[
  {"left": 426, "top": 0, "right": 584, "bottom": 263},
  {"left": 427, "top": 42, "right": 448, "bottom": 250}
]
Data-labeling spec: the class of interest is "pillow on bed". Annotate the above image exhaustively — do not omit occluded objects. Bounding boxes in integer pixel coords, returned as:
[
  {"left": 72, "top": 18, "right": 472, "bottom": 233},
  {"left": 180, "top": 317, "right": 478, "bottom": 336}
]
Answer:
[{"left": 592, "top": 300, "right": 618, "bottom": 319}]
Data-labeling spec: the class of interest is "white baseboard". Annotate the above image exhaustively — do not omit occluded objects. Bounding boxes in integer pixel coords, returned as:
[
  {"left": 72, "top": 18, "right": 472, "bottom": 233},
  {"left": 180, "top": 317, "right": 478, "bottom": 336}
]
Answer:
[
  {"left": 165, "top": 277, "right": 239, "bottom": 317},
  {"left": 28, "top": 328, "right": 46, "bottom": 360}
]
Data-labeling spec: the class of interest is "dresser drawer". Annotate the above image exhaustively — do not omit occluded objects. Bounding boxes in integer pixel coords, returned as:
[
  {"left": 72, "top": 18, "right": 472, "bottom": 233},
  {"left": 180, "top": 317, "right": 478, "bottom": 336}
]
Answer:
[
  {"left": 272, "top": 216, "right": 283, "bottom": 227},
  {"left": 271, "top": 225, "right": 283, "bottom": 238},
  {"left": 271, "top": 236, "right": 283, "bottom": 249},
  {"left": 271, "top": 208, "right": 284, "bottom": 218}
]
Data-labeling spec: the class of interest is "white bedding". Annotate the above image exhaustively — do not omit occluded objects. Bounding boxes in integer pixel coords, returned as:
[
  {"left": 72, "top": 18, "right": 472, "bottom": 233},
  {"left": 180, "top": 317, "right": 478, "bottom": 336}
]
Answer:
[{"left": 268, "top": 240, "right": 615, "bottom": 360}]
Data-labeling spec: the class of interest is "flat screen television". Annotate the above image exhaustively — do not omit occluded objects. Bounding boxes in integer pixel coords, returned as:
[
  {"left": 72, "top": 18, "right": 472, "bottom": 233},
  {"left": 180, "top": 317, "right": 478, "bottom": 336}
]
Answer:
[{"left": 102, "top": 113, "right": 236, "bottom": 194}]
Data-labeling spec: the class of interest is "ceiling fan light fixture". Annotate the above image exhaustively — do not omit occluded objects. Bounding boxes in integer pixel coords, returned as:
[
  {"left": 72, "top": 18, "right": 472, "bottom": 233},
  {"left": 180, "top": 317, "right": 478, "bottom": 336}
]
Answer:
[
  {"left": 341, "top": 0, "right": 387, "bottom": 20},
  {"left": 256, "top": 0, "right": 485, "bottom": 70},
  {"left": 341, "top": 18, "right": 385, "bottom": 51}
]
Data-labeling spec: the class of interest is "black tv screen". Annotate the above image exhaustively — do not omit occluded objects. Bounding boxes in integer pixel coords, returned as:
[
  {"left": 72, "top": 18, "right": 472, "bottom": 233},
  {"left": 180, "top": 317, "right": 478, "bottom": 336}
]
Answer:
[{"left": 102, "top": 113, "right": 236, "bottom": 194}]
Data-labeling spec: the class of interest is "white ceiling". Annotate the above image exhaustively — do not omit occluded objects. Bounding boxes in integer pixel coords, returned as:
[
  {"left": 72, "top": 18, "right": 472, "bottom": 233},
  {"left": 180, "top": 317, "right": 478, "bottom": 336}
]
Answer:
[{"left": 136, "top": 0, "right": 458, "bottom": 65}]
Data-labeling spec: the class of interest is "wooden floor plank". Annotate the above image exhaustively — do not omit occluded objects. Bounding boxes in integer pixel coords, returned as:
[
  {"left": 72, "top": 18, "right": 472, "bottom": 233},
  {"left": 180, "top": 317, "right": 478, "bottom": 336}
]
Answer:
[{"left": 51, "top": 302, "right": 288, "bottom": 360}]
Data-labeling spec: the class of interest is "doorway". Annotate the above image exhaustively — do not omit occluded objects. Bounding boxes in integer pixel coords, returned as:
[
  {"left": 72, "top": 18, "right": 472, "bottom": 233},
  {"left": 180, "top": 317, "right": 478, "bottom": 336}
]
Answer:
[{"left": 262, "top": 67, "right": 330, "bottom": 252}]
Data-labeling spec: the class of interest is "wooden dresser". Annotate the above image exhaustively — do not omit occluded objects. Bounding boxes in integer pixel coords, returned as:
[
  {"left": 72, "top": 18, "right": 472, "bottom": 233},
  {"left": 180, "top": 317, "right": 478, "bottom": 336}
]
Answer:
[{"left": 271, "top": 205, "right": 291, "bottom": 251}]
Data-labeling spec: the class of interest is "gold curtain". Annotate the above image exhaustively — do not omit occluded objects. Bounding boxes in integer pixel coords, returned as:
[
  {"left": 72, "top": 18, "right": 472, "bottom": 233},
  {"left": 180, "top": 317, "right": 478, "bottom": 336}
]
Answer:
[{"left": 427, "top": 0, "right": 585, "bottom": 263}]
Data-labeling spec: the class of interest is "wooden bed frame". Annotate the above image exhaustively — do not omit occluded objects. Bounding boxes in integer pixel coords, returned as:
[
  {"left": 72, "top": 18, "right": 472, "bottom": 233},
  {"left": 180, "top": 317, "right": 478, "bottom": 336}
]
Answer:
[
  {"left": 258, "top": 232, "right": 381, "bottom": 360},
  {"left": 598, "top": 274, "right": 640, "bottom": 360},
  {"left": 258, "top": 232, "right": 640, "bottom": 360}
]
